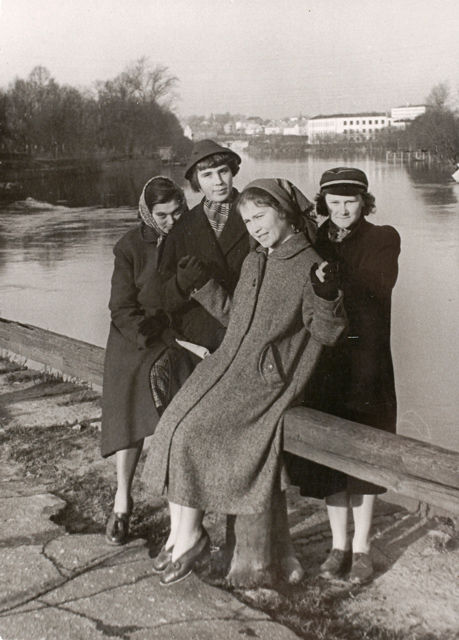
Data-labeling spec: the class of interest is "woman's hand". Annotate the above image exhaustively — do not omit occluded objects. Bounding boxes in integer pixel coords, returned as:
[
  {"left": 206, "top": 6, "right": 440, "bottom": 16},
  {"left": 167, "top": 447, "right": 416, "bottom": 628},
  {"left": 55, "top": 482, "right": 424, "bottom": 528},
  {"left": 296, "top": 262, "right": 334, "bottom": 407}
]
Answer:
[
  {"left": 138, "top": 309, "right": 170, "bottom": 346},
  {"left": 311, "top": 261, "right": 340, "bottom": 301},
  {"left": 176, "top": 255, "right": 210, "bottom": 294}
]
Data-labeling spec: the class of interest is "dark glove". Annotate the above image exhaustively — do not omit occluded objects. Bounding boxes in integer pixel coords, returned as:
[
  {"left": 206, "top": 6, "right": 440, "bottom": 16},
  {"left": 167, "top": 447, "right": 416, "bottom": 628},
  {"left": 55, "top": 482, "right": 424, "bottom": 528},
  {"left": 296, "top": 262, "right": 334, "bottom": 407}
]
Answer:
[
  {"left": 160, "top": 327, "right": 185, "bottom": 350},
  {"left": 138, "top": 309, "right": 170, "bottom": 346},
  {"left": 310, "top": 261, "right": 340, "bottom": 301},
  {"left": 176, "top": 255, "right": 210, "bottom": 294}
]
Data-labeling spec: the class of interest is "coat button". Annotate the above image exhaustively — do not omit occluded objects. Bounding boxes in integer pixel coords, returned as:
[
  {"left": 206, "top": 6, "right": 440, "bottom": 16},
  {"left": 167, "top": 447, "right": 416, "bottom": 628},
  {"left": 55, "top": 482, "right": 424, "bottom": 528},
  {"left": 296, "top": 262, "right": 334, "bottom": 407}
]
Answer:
[
  {"left": 267, "top": 364, "right": 274, "bottom": 372},
  {"left": 252, "top": 278, "right": 257, "bottom": 286}
]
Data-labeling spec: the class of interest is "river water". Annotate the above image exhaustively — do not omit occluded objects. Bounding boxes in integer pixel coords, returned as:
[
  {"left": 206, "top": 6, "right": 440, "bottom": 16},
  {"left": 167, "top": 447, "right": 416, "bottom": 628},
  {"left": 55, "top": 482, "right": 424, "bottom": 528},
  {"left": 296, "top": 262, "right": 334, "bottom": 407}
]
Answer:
[{"left": 0, "top": 154, "right": 458, "bottom": 451}]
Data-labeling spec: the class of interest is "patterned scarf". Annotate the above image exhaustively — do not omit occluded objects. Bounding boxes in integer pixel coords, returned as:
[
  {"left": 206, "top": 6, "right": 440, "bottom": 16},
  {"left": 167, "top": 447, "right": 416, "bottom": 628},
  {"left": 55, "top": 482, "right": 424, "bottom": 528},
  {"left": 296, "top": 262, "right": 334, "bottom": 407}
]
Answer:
[
  {"left": 138, "top": 175, "right": 185, "bottom": 246},
  {"left": 203, "top": 192, "right": 233, "bottom": 238},
  {"left": 327, "top": 221, "right": 352, "bottom": 243}
]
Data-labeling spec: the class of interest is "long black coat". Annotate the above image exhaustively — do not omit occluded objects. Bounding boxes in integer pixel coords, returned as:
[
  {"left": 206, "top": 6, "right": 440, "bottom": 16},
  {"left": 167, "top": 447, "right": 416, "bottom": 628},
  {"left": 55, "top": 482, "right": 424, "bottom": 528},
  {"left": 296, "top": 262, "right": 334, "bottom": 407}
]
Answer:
[
  {"left": 101, "top": 224, "right": 193, "bottom": 458},
  {"left": 286, "top": 217, "right": 401, "bottom": 496},
  {"left": 158, "top": 195, "right": 250, "bottom": 352}
]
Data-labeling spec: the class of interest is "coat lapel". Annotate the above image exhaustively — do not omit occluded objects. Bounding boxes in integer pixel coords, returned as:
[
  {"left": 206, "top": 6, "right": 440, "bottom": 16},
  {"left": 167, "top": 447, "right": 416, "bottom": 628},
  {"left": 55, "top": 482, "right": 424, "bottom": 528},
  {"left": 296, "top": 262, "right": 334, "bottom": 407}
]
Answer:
[{"left": 217, "top": 192, "right": 248, "bottom": 257}]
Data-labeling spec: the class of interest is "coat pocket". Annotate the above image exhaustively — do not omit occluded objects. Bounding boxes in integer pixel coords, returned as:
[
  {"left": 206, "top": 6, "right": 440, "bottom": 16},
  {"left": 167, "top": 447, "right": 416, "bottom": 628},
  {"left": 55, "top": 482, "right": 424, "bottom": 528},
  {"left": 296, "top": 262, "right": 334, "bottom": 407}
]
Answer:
[{"left": 258, "top": 343, "right": 284, "bottom": 388}]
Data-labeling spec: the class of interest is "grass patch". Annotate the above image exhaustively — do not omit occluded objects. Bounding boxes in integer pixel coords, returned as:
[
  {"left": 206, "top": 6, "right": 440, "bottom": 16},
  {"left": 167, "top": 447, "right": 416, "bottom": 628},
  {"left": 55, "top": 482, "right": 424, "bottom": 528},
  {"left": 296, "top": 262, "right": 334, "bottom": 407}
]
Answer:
[{"left": 0, "top": 424, "right": 164, "bottom": 539}]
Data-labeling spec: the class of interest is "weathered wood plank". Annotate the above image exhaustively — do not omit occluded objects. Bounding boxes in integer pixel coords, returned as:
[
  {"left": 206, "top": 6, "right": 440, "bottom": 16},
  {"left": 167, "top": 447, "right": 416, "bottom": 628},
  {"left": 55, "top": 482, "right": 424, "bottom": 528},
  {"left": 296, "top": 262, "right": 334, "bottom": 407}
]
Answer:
[
  {"left": 284, "top": 407, "right": 459, "bottom": 514},
  {"left": 0, "top": 317, "right": 105, "bottom": 386}
]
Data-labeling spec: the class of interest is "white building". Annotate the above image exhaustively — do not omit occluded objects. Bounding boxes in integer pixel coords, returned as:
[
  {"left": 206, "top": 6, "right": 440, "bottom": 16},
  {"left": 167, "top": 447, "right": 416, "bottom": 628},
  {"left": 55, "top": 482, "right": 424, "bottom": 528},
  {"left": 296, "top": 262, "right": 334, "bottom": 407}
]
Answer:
[
  {"left": 307, "top": 113, "right": 390, "bottom": 144},
  {"left": 391, "top": 105, "right": 426, "bottom": 121}
]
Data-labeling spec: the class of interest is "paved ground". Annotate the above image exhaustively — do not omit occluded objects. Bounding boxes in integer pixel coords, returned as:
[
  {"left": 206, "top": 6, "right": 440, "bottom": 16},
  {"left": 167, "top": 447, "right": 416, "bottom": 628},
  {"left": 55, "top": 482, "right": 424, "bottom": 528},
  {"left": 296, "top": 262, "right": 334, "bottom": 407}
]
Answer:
[
  {"left": 1, "top": 358, "right": 459, "bottom": 640},
  {"left": 0, "top": 470, "right": 300, "bottom": 640}
]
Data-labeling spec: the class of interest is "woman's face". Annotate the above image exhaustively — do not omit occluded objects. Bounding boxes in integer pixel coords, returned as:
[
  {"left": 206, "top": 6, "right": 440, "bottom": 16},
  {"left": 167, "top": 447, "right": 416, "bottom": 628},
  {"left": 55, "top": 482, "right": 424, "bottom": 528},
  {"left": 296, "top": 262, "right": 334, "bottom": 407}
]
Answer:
[
  {"left": 197, "top": 164, "right": 233, "bottom": 202},
  {"left": 324, "top": 193, "right": 364, "bottom": 230},
  {"left": 240, "top": 200, "right": 293, "bottom": 249},
  {"left": 152, "top": 199, "right": 183, "bottom": 234}
]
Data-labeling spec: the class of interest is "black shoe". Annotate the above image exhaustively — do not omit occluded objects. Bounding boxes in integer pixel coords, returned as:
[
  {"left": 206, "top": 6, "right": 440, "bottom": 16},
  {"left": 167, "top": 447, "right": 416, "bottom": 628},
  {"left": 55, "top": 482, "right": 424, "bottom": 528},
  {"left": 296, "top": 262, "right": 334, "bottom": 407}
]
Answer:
[
  {"left": 349, "top": 553, "right": 373, "bottom": 585},
  {"left": 160, "top": 530, "right": 211, "bottom": 587},
  {"left": 319, "top": 548, "right": 352, "bottom": 580},
  {"left": 105, "top": 498, "right": 133, "bottom": 546},
  {"left": 152, "top": 546, "right": 173, "bottom": 574}
]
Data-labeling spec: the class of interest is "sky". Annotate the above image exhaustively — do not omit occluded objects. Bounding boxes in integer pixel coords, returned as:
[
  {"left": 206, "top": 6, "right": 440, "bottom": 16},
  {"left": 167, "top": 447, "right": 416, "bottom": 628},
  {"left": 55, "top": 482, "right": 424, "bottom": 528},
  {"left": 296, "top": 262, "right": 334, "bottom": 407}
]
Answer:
[{"left": 1, "top": 0, "right": 458, "bottom": 120}]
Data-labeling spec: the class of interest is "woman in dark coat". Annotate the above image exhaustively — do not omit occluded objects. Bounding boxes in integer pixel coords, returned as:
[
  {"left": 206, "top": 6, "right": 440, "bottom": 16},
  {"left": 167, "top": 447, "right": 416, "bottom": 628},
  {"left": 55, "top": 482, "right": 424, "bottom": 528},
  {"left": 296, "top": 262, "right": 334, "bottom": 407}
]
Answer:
[
  {"left": 102, "top": 176, "right": 193, "bottom": 546},
  {"left": 157, "top": 139, "right": 250, "bottom": 353},
  {"left": 142, "top": 178, "right": 347, "bottom": 586},
  {"left": 286, "top": 167, "right": 401, "bottom": 585}
]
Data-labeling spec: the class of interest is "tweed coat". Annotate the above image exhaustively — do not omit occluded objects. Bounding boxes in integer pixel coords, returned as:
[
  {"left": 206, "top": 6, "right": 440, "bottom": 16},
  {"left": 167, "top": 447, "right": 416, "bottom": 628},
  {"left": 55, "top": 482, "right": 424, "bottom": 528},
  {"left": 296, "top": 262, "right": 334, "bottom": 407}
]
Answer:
[
  {"left": 141, "top": 232, "right": 347, "bottom": 514},
  {"left": 101, "top": 224, "right": 193, "bottom": 458},
  {"left": 158, "top": 193, "right": 250, "bottom": 353},
  {"left": 286, "top": 217, "right": 401, "bottom": 496}
]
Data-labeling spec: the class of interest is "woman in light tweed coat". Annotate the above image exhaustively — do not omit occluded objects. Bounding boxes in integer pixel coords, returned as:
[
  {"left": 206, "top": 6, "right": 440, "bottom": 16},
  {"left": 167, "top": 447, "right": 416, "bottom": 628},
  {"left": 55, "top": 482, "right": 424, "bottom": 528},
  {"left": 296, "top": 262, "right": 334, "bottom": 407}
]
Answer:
[{"left": 142, "top": 178, "right": 347, "bottom": 586}]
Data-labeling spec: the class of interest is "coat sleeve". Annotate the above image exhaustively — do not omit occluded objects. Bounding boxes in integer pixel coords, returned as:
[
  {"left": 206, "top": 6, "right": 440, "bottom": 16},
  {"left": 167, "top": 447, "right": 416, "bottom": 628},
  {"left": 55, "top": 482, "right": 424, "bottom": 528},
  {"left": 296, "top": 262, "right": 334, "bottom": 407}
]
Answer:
[
  {"left": 109, "top": 241, "right": 151, "bottom": 349},
  {"left": 344, "top": 226, "right": 401, "bottom": 301},
  {"left": 191, "top": 279, "right": 232, "bottom": 328},
  {"left": 302, "top": 278, "right": 348, "bottom": 346}
]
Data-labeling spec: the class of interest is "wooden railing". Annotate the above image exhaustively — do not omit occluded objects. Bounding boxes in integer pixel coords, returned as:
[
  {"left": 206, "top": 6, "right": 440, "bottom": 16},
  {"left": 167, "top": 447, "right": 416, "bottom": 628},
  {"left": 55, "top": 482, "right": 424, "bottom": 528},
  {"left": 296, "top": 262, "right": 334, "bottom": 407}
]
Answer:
[{"left": 2, "top": 316, "right": 459, "bottom": 516}]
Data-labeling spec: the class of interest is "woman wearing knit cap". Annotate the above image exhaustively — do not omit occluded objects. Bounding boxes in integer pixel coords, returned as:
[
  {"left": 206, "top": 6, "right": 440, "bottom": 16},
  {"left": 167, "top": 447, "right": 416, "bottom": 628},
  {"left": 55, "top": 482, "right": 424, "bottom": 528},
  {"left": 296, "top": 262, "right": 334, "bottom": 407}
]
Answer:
[
  {"left": 142, "top": 178, "right": 347, "bottom": 586},
  {"left": 157, "top": 139, "right": 250, "bottom": 353},
  {"left": 286, "top": 167, "right": 401, "bottom": 585},
  {"left": 102, "top": 176, "right": 194, "bottom": 546}
]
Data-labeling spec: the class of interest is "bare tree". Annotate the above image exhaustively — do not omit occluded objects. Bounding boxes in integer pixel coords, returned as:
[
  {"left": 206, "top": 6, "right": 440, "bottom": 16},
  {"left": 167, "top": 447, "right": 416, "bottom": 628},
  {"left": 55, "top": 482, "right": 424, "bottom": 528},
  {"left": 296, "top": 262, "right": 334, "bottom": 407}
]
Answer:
[
  {"left": 426, "top": 82, "right": 450, "bottom": 111},
  {"left": 116, "top": 57, "right": 179, "bottom": 108}
]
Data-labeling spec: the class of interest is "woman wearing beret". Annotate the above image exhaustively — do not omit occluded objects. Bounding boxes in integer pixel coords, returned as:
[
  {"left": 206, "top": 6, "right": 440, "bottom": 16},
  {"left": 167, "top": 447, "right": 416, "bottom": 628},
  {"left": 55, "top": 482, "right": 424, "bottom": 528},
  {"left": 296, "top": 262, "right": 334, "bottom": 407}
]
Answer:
[
  {"left": 157, "top": 139, "right": 250, "bottom": 353},
  {"left": 142, "top": 178, "right": 347, "bottom": 586},
  {"left": 102, "top": 176, "right": 194, "bottom": 546},
  {"left": 286, "top": 167, "right": 401, "bottom": 585}
]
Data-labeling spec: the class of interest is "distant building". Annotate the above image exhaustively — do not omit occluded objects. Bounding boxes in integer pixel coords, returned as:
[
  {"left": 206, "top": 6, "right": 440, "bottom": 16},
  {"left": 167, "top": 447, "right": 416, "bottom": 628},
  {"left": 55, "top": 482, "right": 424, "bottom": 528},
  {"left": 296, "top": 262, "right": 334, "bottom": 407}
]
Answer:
[
  {"left": 307, "top": 112, "right": 390, "bottom": 144},
  {"left": 235, "top": 119, "right": 264, "bottom": 135},
  {"left": 224, "top": 122, "right": 236, "bottom": 134},
  {"left": 264, "top": 120, "right": 284, "bottom": 135},
  {"left": 391, "top": 105, "right": 426, "bottom": 121}
]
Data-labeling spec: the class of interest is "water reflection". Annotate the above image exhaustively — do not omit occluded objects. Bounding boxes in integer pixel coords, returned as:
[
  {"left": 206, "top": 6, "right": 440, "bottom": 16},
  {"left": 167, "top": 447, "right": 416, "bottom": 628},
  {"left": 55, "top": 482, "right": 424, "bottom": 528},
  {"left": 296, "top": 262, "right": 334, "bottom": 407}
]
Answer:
[
  {"left": 3, "top": 158, "right": 187, "bottom": 208},
  {"left": 0, "top": 156, "right": 458, "bottom": 453}
]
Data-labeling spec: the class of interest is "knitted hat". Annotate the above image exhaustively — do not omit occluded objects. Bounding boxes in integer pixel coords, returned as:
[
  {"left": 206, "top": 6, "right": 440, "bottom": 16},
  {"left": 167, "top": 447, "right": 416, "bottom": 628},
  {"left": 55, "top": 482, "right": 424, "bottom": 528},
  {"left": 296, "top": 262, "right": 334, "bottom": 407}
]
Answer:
[
  {"left": 320, "top": 167, "right": 368, "bottom": 195},
  {"left": 184, "top": 139, "right": 241, "bottom": 180}
]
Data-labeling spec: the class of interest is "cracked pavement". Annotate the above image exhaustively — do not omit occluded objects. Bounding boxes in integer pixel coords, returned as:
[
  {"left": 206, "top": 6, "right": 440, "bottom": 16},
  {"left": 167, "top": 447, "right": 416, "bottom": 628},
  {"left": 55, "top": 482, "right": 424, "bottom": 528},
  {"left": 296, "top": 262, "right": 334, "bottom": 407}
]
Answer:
[{"left": 0, "top": 476, "right": 299, "bottom": 640}]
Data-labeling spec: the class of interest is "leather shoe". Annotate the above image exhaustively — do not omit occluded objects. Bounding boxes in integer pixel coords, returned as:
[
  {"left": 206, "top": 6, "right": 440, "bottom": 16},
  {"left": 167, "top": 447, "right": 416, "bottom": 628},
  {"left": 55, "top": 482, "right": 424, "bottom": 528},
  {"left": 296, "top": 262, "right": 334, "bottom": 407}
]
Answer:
[
  {"left": 160, "top": 530, "right": 211, "bottom": 586},
  {"left": 152, "top": 546, "right": 173, "bottom": 574},
  {"left": 349, "top": 552, "right": 373, "bottom": 585},
  {"left": 319, "top": 548, "right": 352, "bottom": 580},
  {"left": 105, "top": 498, "right": 133, "bottom": 546}
]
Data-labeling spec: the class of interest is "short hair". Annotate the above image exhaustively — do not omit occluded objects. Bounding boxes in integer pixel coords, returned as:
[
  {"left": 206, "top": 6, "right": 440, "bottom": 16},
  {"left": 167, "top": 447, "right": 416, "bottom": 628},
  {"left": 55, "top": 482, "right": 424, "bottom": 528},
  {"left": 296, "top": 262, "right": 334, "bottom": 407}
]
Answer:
[
  {"left": 188, "top": 152, "right": 240, "bottom": 192},
  {"left": 315, "top": 191, "right": 376, "bottom": 218},
  {"left": 236, "top": 186, "right": 304, "bottom": 231},
  {"left": 144, "top": 177, "right": 186, "bottom": 212}
]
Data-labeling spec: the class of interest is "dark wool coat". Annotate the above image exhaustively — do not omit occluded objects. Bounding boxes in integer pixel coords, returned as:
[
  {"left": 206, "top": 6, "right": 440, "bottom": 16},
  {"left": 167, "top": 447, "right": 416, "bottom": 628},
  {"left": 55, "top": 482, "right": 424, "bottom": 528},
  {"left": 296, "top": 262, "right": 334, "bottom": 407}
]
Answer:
[
  {"left": 158, "top": 194, "right": 250, "bottom": 352},
  {"left": 286, "top": 217, "right": 401, "bottom": 497},
  {"left": 141, "top": 233, "right": 347, "bottom": 514},
  {"left": 101, "top": 225, "right": 193, "bottom": 458}
]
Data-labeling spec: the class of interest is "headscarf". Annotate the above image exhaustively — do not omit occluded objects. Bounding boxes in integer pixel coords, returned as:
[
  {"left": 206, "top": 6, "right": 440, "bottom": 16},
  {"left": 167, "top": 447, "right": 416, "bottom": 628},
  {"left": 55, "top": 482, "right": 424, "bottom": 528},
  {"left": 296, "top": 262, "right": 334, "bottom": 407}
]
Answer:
[
  {"left": 242, "top": 178, "right": 317, "bottom": 243},
  {"left": 138, "top": 175, "right": 186, "bottom": 242},
  {"left": 242, "top": 178, "right": 315, "bottom": 234}
]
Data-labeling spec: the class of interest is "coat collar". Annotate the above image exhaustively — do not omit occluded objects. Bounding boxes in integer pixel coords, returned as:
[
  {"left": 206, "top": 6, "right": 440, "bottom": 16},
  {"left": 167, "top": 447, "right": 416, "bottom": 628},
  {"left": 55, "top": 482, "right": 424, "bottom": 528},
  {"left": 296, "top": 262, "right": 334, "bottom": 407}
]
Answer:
[
  {"left": 217, "top": 190, "right": 248, "bottom": 256},
  {"left": 319, "top": 216, "right": 371, "bottom": 244},
  {"left": 139, "top": 222, "right": 160, "bottom": 244},
  {"left": 256, "top": 231, "right": 311, "bottom": 260}
]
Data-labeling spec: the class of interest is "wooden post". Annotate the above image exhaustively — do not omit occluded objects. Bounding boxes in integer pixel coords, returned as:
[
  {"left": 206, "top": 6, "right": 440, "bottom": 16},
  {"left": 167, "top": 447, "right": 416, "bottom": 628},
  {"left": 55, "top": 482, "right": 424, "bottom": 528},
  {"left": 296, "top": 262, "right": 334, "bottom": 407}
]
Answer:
[{"left": 225, "top": 485, "right": 294, "bottom": 588}]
